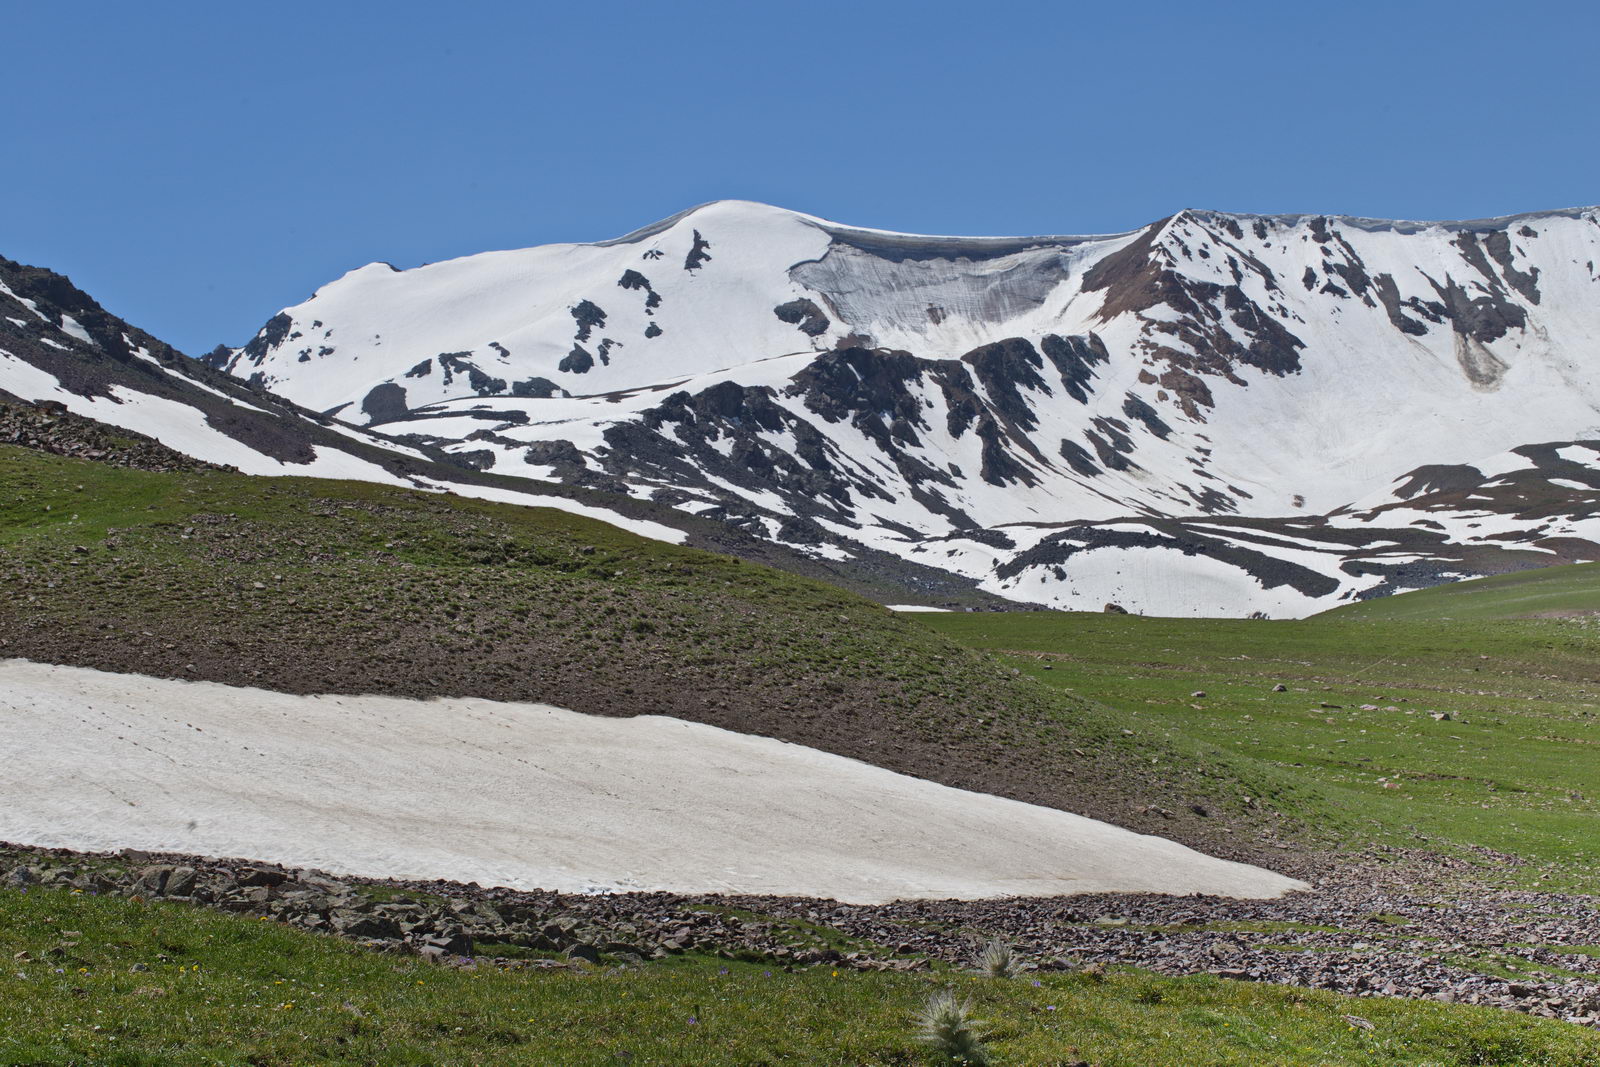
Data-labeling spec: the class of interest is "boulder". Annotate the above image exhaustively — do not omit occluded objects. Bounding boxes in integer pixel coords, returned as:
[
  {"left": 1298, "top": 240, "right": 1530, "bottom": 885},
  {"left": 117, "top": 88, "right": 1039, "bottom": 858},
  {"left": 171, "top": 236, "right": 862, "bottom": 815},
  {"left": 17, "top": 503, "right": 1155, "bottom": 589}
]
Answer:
[
  {"left": 165, "top": 866, "right": 199, "bottom": 897},
  {"left": 3, "top": 865, "right": 37, "bottom": 888},
  {"left": 131, "top": 865, "right": 173, "bottom": 896},
  {"left": 236, "top": 866, "right": 288, "bottom": 888}
]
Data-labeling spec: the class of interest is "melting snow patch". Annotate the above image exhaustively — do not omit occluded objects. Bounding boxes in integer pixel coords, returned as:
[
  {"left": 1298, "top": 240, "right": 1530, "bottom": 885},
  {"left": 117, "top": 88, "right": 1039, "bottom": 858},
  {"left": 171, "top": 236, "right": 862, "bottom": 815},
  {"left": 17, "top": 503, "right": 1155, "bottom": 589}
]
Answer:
[
  {"left": 58, "top": 314, "right": 93, "bottom": 345},
  {"left": 800, "top": 542, "right": 853, "bottom": 562},
  {"left": 0, "top": 659, "right": 1305, "bottom": 903},
  {"left": 0, "top": 280, "right": 50, "bottom": 321},
  {"left": 126, "top": 347, "right": 272, "bottom": 413},
  {"left": 409, "top": 477, "right": 688, "bottom": 545}
]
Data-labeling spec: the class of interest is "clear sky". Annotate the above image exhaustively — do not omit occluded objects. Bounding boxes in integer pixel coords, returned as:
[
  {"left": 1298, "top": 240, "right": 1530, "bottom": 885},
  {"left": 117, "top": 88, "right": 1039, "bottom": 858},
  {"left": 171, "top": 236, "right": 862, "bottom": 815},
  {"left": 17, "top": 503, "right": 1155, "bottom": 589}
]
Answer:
[{"left": 6, "top": 0, "right": 1596, "bottom": 355}]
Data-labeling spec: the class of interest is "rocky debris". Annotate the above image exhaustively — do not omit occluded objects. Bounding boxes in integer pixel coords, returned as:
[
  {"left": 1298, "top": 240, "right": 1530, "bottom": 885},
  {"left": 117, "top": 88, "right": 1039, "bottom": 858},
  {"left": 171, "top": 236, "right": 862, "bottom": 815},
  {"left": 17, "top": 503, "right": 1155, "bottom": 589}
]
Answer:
[
  {"left": 745, "top": 876, "right": 1600, "bottom": 1029},
  {"left": 0, "top": 401, "right": 222, "bottom": 474},
  {"left": 4, "top": 841, "right": 1600, "bottom": 1027},
  {"left": 0, "top": 842, "right": 922, "bottom": 974}
]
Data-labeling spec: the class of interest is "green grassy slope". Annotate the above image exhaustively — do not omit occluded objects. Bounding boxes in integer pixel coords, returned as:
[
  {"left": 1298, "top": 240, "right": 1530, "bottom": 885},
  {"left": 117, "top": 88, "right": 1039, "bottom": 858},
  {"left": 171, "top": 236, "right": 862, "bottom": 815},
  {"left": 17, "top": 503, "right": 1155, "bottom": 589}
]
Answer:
[
  {"left": 5, "top": 883, "right": 1596, "bottom": 1066},
  {"left": 0, "top": 444, "right": 1302, "bottom": 854},
  {"left": 921, "top": 600, "right": 1600, "bottom": 888},
  {"left": 1321, "top": 563, "right": 1600, "bottom": 622}
]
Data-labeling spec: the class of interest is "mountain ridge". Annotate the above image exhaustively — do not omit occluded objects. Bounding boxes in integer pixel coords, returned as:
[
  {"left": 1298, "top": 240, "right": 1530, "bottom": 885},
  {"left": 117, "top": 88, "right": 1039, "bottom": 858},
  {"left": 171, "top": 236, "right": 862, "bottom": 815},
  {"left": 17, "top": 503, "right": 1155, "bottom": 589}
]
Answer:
[
  {"left": 8, "top": 199, "right": 1600, "bottom": 617},
  {"left": 0, "top": 251, "right": 1028, "bottom": 607},
  {"left": 208, "top": 199, "right": 1600, "bottom": 616}
]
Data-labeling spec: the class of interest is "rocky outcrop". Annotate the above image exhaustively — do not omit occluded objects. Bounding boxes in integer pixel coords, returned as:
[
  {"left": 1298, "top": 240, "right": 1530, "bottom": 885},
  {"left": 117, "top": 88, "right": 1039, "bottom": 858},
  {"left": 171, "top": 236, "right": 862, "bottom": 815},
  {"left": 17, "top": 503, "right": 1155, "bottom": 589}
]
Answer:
[
  {"left": 773, "top": 298, "right": 830, "bottom": 337},
  {"left": 0, "top": 401, "right": 221, "bottom": 473}
]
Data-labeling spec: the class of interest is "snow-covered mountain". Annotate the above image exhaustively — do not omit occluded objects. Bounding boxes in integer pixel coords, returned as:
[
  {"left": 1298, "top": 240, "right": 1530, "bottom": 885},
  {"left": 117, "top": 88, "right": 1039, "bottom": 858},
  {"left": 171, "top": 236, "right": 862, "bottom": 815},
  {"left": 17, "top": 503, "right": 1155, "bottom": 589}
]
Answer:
[
  {"left": 213, "top": 200, "right": 1600, "bottom": 616},
  {"left": 0, "top": 255, "right": 690, "bottom": 545},
  {"left": 0, "top": 254, "right": 420, "bottom": 482}
]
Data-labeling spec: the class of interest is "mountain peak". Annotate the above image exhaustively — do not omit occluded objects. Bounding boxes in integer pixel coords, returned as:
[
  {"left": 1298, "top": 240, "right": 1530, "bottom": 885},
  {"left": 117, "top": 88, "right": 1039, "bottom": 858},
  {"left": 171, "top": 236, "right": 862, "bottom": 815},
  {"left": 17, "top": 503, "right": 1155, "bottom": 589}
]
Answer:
[{"left": 95, "top": 197, "right": 1599, "bottom": 619}]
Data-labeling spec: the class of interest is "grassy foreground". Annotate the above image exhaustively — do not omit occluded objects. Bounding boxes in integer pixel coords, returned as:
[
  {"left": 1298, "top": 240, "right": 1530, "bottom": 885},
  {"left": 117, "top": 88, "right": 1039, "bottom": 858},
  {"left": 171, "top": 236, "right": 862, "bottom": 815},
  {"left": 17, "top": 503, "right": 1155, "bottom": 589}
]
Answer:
[
  {"left": 922, "top": 583, "right": 1600, "bottom": 888},
  {"left": 4, "top": 884, "right": 1596, "bottom": 1066}
]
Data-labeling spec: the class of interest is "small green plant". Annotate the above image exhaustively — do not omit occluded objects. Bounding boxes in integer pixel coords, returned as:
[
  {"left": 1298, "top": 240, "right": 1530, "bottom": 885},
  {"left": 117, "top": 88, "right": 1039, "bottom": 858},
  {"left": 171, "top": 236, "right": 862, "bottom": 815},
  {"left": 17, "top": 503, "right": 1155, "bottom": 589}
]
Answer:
[
  {"left": 914, "top": 989, "right": 990, "bottom": 1065},
  {"left": 975, "top": 938, "right": 1021, "bottom": 979}
]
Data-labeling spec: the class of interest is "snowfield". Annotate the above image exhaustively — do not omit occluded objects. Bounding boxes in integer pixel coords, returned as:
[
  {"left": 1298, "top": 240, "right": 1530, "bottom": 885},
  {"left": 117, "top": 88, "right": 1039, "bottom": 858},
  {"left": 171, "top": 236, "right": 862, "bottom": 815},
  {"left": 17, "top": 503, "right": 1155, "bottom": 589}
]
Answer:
[{"left": 0, "top": 659, "right": 1304, "bottom": 903}]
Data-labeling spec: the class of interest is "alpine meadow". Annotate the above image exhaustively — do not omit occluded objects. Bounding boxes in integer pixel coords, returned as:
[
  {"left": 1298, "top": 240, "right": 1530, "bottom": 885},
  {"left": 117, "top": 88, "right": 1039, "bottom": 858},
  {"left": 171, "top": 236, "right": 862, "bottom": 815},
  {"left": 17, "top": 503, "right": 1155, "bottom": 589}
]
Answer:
[{"left": 6, "top": 3, "right": 1600, "bottom": 1063}]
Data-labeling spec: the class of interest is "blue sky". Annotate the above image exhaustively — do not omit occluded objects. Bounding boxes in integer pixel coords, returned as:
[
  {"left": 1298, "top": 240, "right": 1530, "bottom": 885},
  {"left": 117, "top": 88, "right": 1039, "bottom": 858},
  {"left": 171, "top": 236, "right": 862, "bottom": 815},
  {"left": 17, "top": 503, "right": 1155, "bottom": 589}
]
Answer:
[{"left": 6, "top": 0, "right": 1596, "bottom": 354}]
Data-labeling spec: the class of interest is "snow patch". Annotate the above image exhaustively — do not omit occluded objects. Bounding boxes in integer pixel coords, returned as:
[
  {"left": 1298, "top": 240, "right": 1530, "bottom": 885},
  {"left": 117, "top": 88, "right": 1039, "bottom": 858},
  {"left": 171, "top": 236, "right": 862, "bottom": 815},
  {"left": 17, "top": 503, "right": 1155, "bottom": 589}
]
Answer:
[
  {"left": 58, "top": 314, "right": 93, "bottom": 345},
  {"left": 0, "top": 659, "right": 1307, "bottom": 903},
  {"left": 409, "top": 477, "right": 687, "bottom": 545}
]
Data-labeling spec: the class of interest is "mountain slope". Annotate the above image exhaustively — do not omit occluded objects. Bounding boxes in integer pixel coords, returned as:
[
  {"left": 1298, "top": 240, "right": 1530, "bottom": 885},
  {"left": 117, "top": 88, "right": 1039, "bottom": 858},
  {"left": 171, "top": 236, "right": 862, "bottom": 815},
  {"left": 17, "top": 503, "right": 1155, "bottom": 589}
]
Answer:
[
  {"left": 219, "top": 201, "right": 1600, "bottom": 616},
  {"left": 0, "top": 443, "right": 1310, "bottom": 861},
  {"left": 1319, "top": 557, "right": 1600, "bottom": 622},
  {"left": 0, "top": 254, "right": 437, "bottom": 485},
  {"left": 924, "top": 578, "right": 1600, "bottom": 887},
  {"left": 0, "top": 253, "right": 1036, "bottom": 607}
]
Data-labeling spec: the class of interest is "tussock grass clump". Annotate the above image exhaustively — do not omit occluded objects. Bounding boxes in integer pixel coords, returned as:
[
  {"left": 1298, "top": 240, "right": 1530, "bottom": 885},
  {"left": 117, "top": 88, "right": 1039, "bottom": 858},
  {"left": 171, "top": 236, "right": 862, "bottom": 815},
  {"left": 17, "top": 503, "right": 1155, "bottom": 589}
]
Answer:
[
  {"left": 975, "top": 938, "right": 1022, "bottom": 979},
  {"left": 914, "top": 989, "right": 990, "bottom": 1065}
]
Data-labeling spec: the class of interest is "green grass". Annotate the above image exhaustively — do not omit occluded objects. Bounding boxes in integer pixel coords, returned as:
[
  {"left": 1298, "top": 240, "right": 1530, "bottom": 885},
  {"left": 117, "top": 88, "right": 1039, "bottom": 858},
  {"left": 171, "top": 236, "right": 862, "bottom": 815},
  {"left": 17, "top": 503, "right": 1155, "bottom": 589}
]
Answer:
[
  {"left": 5, "top": 885, "right": 1597, "bottom": 1066},
  {"left": 921, "top": 586, "right": 1600, "bottom": 888},
  {"left": 1321, "top": 563, "right": 1600, "bottom": 622}
]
